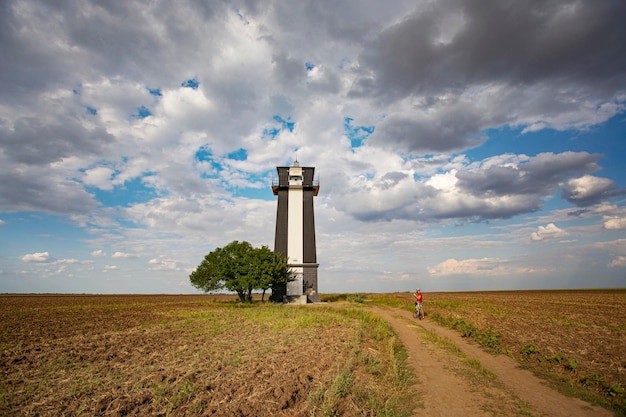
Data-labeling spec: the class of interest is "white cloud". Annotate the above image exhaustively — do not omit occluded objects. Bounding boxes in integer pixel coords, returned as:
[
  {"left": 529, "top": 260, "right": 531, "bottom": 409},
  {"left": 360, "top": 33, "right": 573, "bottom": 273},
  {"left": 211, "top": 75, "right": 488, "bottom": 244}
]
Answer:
[
  {"left": 82, "top": 166, "right": 116, "bottom": 190},
  {"left": 427, "top": 257, "right": 530, "bottom": 277},
  {"left": 21, "top": 252, "right": 52, "bottom": 263},
  {"left": 0, "top": 220, "right": 6, "bottom": 226},
  {"left": 149, "top": 257, "right": 179, "bottom": 271},
  {"left": 332, "top": 151, "right": 609, "bottom": 222},
  {"left": 603, "top": 216, "right": 626, "bottom": 230},
  {"left": 531, "top": 223, "right": 568, "bottom": 242},
  {"left": 112, "top": 251, "right": 135, "bottom": 259},
  {"left": 57, "top": 258, "right": 81, "bottom": 264},
  {"left": 561, "top": 175, "right": 625, "bottom": 207},
  {"left": 159, "top": 87, "right": 216, "bottom": 129},
  {"left": 609, "top": 256, "right": 626, "bottom": 268},
  {"left": 590, "top": 239, "right": 626, "bottom": 257},
  {"left": 565, "top": 175, "right": 613, "bottom": 199},
  {"left": 1, "top": 1, "right": 625, "bottom": 294},
  {"left": 104, "top": 265, "right": 119, "bottom": 271}
]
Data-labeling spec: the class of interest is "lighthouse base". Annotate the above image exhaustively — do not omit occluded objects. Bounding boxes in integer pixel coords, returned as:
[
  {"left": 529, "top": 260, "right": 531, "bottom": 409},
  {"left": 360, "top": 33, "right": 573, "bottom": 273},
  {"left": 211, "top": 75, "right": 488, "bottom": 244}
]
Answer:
[
  {"left": 284, "top": 295, "right": 308, "bottom": 304},
  {"left": 282, "top": 293, "right": 319, "bottom": 304},
  {"left": 270, "top": 263, "right": 319, "bottom": 303}
]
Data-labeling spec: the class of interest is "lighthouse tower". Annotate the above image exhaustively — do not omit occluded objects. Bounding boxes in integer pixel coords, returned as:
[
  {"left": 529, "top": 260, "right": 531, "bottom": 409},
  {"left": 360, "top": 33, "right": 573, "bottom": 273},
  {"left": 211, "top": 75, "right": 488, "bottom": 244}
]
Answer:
[{"left": 270, "top": 160, "right": 320, "bottom": 303}]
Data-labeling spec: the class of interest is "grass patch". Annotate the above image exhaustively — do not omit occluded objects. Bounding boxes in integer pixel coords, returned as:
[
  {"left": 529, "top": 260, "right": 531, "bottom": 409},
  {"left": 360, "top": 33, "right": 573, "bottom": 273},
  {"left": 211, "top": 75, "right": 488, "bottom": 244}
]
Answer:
[
  {"left": 517, "top": 342, "right": 625, "bottom": 415},
  {"left": 308, "top": 309, "right": 418, "bottom": 416},
  {"left": 325, "top": 291, "right": 626, "bottom": 416},
  {"left": 427, "top": 312, "right": 503, "bottom": 353},
  {"left": 1, "top": 296, "right": 420, "bottom": 417}
]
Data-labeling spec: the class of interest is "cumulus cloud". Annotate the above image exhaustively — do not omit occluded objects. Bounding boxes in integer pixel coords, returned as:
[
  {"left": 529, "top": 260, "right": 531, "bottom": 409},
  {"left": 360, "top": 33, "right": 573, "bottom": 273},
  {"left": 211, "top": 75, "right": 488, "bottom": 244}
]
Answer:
[
  {"left": 561, "top": 175, "right": 625, "bottom": 207},
  {"left": 1, "top": 0, "right": 625, "bottom": 293},
  {"left": 354, "top": 0, "right": 626, "bottom": 102},
  {"left": 370, "top": 100, "right": 489, "bottom": 153},
  {"left": 1, "top": 0, "right": 624, "bottom": 227},
  {"left": 609, "top": 256, "right": 626, "bottom": 268},
  {"left": 104, "top": 265, "right": 119, "bottom": 271},
  {"left": 531, "top": 223, "right": 568, "bottom": 242},
  {"left": 82, "top": 166, "right": 117, "bottom": 190},
  {"left": 339, "top": 151, "right": 606, "bottom": 222},
  {"left": 427, "top": 257, "right": 537, "bottom": 277},
  {"left": 0, "top": 220, "right": 6, "bottom": 226},
  {"left": 0, "top": 162, "right": 99, "bottom": 214},
  {"left": 1, "top": 116, "right": 115, "bottom": 165},
  {"left": 57, "top": 258, "right": 81, "bottom": 264},
  {"left": 348, "top": 0, "right": 626, "bottom": 160},
  {"left": 112, "top": 252, "right": 136, "bottom": 259},
  {"left": 21, "top": 252, "right": 53, "bottom": 263},
  {"left": 603, "top": 216, "right": 626, "bottom": 230},
  {"left": 149, "top": 257, "right": 179, "bottom": 271},
  {"left": 457, "top": 152, "right": 601, "bottom": 197},
  {"left": 591, "top": 238, "right": 626, "bottom": 252}
]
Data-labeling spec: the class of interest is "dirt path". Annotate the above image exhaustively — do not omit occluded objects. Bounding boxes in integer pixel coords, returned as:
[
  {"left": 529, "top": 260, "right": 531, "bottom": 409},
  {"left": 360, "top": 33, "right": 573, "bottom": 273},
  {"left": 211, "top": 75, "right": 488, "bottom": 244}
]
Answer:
[{"left": 370, "top": 305, "right": 614, "bottom": 417}]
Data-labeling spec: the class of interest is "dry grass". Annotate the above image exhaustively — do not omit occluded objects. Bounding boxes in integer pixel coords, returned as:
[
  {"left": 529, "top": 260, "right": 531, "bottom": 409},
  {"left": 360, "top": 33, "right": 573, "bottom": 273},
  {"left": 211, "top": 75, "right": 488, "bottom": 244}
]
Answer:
[
  {"left": 356, "top": 290, "right": 626, "bottom": 415},
  {"left": 0, "top": 295, "right": 418, "bottom": 416}
]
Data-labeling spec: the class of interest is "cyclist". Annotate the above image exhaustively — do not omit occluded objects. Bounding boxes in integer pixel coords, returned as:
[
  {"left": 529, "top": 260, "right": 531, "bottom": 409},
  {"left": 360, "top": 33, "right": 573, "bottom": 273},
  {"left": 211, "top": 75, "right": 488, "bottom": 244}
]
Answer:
[
  {"left": 414, "top": 288, "right": 424, "bottom": 318},
  {"left": 414, "top": 288, "right": 423, "bottom": 304}
]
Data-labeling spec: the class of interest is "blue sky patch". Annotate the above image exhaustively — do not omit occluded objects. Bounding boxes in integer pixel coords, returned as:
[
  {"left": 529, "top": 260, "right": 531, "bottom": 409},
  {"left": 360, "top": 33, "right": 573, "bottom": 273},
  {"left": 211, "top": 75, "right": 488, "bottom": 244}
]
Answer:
[
  {"left": 263, "top": 127, "right": 280, "bottom": 138},
  {"left": 226, "top": 171, "right": 274, "bottom": 201},
  {"left": 305, "top": 62, "right": 314, "bottom": 71},
  {"left": 89, "top": 177, "right": 159, "bottom": 208},
  {"left": 273, "top": 115, "right": 295, "bottom": 132},
  {"left": 344, "top": 117, "right": 375, "bottom": 148},
  {"left": 226, "top": 148, "right": 247, "bottom": 161},
  {"left": 0, "top": 212, "right": 92, "bottom": 257},
  {"left": 195, "top": 146, "right": 212, "bottom": 162},
  {"left": 195, "top": 146, "right": 222, "bottom": 177},
  {"left": 114, "top": 217, "right": 146, "bottom": 230},
  {"left": 87, "top": 107, "right": 97, "bottom": 115},
  {"left": 134, "top": 106, "right": 152, "bottom": 119},
  {"left": 229, "top": 186, "right": 274, "bottom": 201},
  {"left": 262, "top": 115, "right": 295, "bottom": 139},
  {"left": 468, "top": 114, "right": 626, "bottom": 186},
  {"left": 148, "top": 87, "right": 162, "bottom": 96},
  {"left": 181, "top": 78, "right": 199, "bottom": 90}
]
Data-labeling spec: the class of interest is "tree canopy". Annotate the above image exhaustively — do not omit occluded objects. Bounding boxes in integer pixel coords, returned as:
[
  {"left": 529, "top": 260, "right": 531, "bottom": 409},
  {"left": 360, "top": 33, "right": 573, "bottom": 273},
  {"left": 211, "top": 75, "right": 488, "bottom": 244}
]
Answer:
[{"left": 189, "top": 240, "right": 292, "bottom": 302}]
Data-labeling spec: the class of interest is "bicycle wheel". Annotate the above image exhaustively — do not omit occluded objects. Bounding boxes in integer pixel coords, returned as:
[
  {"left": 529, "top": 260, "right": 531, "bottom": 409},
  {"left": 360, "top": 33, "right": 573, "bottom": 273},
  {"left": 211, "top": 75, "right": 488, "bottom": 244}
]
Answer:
[{"left": 412, "top": 309, "right": 418, "bottom": 319}]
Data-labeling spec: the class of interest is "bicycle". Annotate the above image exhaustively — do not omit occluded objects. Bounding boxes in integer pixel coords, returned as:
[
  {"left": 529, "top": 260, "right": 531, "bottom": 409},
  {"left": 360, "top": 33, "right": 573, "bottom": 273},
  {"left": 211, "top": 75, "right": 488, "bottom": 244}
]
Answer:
[{"left": 412, "top": 302, "right": 424, "bottom": 320}]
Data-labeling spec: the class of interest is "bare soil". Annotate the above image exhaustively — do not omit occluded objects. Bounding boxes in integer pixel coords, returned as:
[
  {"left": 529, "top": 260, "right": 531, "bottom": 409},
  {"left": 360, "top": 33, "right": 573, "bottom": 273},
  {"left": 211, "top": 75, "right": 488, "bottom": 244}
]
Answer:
[
  {"left": 1, "top": 291, "right": 624, "bottom": 416},
  {"left": 371, "top": 304, "right": 615, "bottom": 417},
  {"left": 0, "top": 295, "right": 412, "bottom": 416},
  {"left": 417, "top": 290, "right": 626, "bottom": 393}
]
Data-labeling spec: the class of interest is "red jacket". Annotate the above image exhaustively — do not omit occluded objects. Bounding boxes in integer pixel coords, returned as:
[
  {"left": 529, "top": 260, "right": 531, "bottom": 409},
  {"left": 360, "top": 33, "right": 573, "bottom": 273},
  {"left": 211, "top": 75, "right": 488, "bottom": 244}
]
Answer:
[{"left": 415, "top": 292, "right": 423, "bottom": 303}]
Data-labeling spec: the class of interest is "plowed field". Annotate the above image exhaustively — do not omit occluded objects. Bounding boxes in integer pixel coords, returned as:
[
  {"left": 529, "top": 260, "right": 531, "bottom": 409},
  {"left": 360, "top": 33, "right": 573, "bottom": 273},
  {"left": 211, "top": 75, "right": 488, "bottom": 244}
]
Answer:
[
  {"left": 0, "top": 295, "right": 415, "bottom": 416},
  {"left": 1, "top": 290, "right": 624, "bottom": 416},
  {"left": 375, "top": 289, "right": 626, "bottom": 415}
]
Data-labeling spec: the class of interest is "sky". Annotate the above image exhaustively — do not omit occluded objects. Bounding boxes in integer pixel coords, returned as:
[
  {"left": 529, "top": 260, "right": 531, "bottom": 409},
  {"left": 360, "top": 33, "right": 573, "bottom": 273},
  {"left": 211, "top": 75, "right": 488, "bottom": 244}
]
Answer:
[{"left": 1, "top": 0, "right": 625, "bottom": 294}]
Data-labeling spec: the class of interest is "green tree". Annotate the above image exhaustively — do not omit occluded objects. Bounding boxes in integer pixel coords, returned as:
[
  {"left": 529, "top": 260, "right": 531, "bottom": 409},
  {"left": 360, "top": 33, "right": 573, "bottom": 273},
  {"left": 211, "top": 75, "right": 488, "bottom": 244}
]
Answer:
[
  {"left": 189, "top": 240, "right": 292, "bottom": 303},
  {"left": 256, "top": 245, "right": 292, "bottom": 302}
]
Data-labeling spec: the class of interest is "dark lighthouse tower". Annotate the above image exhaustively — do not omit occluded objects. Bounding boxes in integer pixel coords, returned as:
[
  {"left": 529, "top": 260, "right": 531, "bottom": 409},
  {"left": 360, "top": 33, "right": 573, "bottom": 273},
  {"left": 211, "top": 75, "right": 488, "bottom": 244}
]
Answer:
[{"left": 270, "top": 160, "right": 320, "bottom": 303}]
